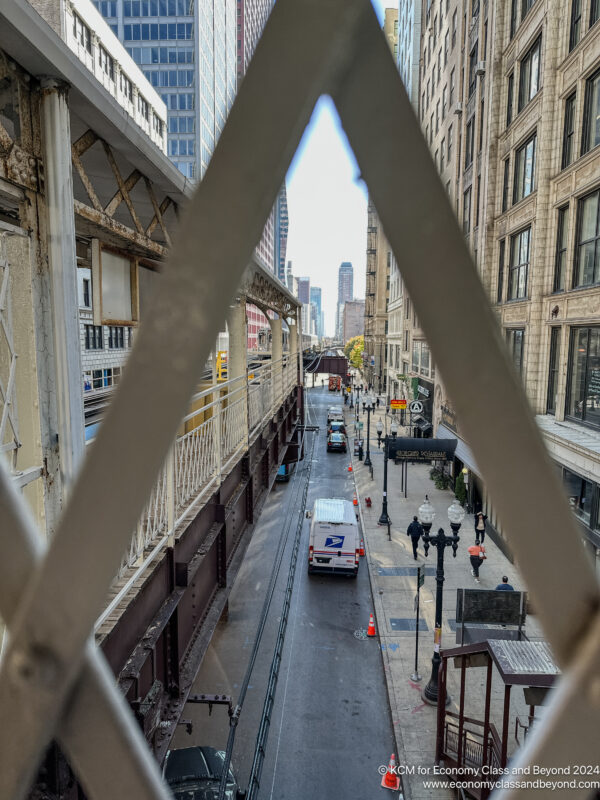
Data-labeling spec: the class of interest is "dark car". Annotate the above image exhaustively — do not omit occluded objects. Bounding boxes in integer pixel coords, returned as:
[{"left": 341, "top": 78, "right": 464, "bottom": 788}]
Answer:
[
  {"left": 163, "top": 746, "right": 245, "bottom": 800},
  {"left": 327, "top": 432, "right": 347, "bottom": 453},
  {"left": 328, "top": 421, "right": 346, "bottom": 436}
]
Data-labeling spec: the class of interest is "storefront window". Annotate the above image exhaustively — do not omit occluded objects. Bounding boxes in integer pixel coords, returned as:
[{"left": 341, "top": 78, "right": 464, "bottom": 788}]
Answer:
[
  {"left": 563, "top": 468, "right": 593, "bottom": 525},
  {"left": 566, "top": 326, "right": 600, "bottom": 428}
]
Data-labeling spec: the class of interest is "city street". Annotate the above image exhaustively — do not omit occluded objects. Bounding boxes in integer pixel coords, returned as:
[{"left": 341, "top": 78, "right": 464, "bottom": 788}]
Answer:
[{"left": 172, "top": 383, "right": 397, "bottom": 798}]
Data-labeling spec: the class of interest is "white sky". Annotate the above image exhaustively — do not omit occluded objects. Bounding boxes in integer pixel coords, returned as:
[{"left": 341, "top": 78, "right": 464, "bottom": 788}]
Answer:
[{"left": 285, "top": 0, "right": 389, "bottom": 338}]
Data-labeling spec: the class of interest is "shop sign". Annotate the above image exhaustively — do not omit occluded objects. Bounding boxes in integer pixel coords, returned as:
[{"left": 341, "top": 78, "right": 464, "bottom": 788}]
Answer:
[{"left": 391, "top": 399, "right": 407, "bottom": 409}]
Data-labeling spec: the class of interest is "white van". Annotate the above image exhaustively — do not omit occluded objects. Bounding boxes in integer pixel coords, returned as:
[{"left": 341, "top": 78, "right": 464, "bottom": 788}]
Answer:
[
  {"left": 308, "top": 498, "right": 360, "bottom": 577},
  {"left": 327, "top": 406, "right": 344, "bottom": 424}
]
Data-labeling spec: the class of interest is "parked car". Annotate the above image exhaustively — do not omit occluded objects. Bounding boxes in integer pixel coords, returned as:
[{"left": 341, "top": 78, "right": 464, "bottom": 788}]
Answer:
[
  {"left": 163, "top": 746, "right": 245, "bottom": 800},
  {"left": 328, "top": 420, "right": 346, "bottom": 436},
  {"left": 327, "top": 406, "right": 344, "bottom": 424},
  {"left": 327, "top": 432, "right": 347, "bottom": 453}
]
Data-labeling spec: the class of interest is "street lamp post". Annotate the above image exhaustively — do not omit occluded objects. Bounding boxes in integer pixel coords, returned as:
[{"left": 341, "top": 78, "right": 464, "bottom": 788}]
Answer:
[
  {"left": 378, "top": 421, "right": 396, "bottom": 527},
  {"left": 376, "top": 420, "right": 383, "bottom": 448},
  {"left": 418, "top": 497, "right": 464, "bottom": 705},
  {"left": 363, "top": 395, "right": 375, "bottom": 468}
]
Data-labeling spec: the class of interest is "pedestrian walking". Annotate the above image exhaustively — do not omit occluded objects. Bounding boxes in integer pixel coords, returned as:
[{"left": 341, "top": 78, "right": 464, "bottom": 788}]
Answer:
[
  {"left": 467, "top": 542, "right": 486, "bottom": 582},
  {"left": 376, "top": 396, "right": 380, "bottom": 408},
  {"left": 495, "top": 575, "right": 514, "bottom": 591},
  {"left": 474, "top": 512, "right": 488, "bottom": 544},
  {"left": 406, "top": 516, "right": 423, "bottom": 560}
]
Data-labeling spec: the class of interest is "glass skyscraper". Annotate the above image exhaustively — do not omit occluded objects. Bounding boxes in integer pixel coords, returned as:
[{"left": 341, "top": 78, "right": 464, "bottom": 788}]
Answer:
[{"left": 95, "top": 0, "right": 237, "bottom": 181}]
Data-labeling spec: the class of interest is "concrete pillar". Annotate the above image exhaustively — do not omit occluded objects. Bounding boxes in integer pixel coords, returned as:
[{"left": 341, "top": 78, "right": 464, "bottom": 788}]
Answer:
[
  {"left": 269, "top": 316, "right": 283, "bottom": 403},
  {"left": 40, "top": 79, "right": 84, "bottom": 491}
]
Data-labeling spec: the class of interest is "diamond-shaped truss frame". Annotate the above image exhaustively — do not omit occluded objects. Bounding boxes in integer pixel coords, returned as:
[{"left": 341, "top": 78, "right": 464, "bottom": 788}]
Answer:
[{"left": 0, "top": 1, "right": 598, "bottom": 798}]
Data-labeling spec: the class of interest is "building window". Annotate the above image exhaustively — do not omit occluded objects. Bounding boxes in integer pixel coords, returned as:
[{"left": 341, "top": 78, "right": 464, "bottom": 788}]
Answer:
[
  {"left": 591, "top": 0, "right": 600, "bottom": 27},
  {"left": 98, "top": 45, "right": 115, "bottom": 81},
  {"left": 85, "top": 325, "right": 103, "bottom": 350},
  {"left": 444, "top": 31, "right": 449, "bottom": 64},
  {"left": 138, "top": 94, "right": 150, "bottom": 121},
  {"left": 570, "top": 0, "right": 582, "bottom": 50},
  {"left": 108, "top": 326, "right": 125, "bottom": 349},
  {"left": 448, "top": 124, "right": 453, "bottom": 159},
  {"left": 574, "top": 188, "right": 600, "bottom": 287},
  {"left": 497, "top": 238, "right": 506, "bottom": 302},
  {"left": 82, "top": 278, "right": 91, "bottom": 308},
  {"left": 562, "top": 93, "right": 576, "bottom": 169},
  {"left": 507, "top": 72, "right": 514, "bottom": 127},
  {"left": 479, "top": 99, "right": 484, "bottom": 150},
  {"left": 450, "top": 68, "right": 455, "bottom": 105},
  {"left": 546, "top": 327, "right": 561, "bottom": 414},
  {"left": 518, "top": 37, "right": 541, "bottom": 112},
  {"left": 468, "top": 46, "right": 478, "bottom": 97},
  {"left": 510, "top": 0, "right": 518, "bottom": 38},
  {"left": 506, "top": 328, "right": 525, "bottom": 374},
  {"left": 581, "top": 69, "right": 600, "bottom": 156},
  {"left": 513, "top": 131, "right": 537, "bottom": 203},
  {"left": 566, "top": 327, "right": 600, "bottom": 429},
  {"left": 562, "top": 468, "right": 594, "bottom": 524},
  {"left": 441, "top": 138, "right": 445, "bottom": 171},
  {"left": 502, "top": 158, "right": 510, "bottom": 212},
  {"left": 521, "top": 0, "right": 535, "bottom": 19},
  {"left": 436, "top": 100, "right": 440, "bottom": 132},
  {"left": 412, "top": 340, "right": 419, "bottom": 372},
  {"left": 554, "top": 206, "right": 569, "bottom": 292},
  {"left": 442, "top": 85, "right": 447, "bottom": 118},
  {"left": 73, "top": 13, "right": 92, "bottom": 53},
  {"left": 463, "top": 187, "right": 472, "bottom": 234},
  {"left": 508, "top": 227, "right": 530, "bottom": 300},
  {"left": 452, "top": 10, "right": 457, "bottom": 48},
  {"left": 465, "top": 118, "right": 475, "bottom": 167}
]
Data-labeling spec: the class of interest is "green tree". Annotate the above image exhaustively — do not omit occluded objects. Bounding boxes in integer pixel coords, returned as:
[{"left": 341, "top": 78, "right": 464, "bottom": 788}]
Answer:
[
  {"left": 349, "top": 337, "right": 364, "bottom": 369},
  {"left": 344, "top": 335, "right": 363, "bottom": 360},
  {"left": 455, "top": 471, "right": 467, "bottom": 506}
]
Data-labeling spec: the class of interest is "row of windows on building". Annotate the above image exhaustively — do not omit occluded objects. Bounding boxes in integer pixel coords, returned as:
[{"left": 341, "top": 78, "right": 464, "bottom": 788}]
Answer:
[
  {"left": 143, "top": 68, "right": 194, "bottom": 87},
  {"left": 168, "top": 138, "right": 195, "bottom": 156},
  {"left": 124, "top": 23, "right": 193, "bottom": 40},
  {"left": 83, "top": 366, "right": 123, "bottom": 392},
  {"left": 73, "top": 12, "right": 163, "bottom": 133},
  {"left": 93, "top": 1, "right": 117, "bottom": 16},
  {"left": 161, "top": 92, "right": 194, "bottom": 109},
  {"left": 126, "top": 46, "right": 194, "bottom": 63},
  {"left": 123, "top": 0, "right": 193, "bottom": 16},
  {"left": 495, "top": 185, "right": 600, "bottom": 305},
  {"left": 506, "top": 324, "right": 600, "bottom": 433},
  {"left": 421, "top": 3, "right": 457, "bottom": 119},
  {"left": 84, "top": 324, "right": 133, "bottom": 351}
]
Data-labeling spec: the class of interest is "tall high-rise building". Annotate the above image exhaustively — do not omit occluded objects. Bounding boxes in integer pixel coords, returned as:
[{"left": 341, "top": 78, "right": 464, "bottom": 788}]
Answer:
[
  {"left": 96, "top": 0, "right": 237, "bottom": 182},
  {"left": 285, "top": 260, "right": 294, "bottom": 294},
  {"left": 275, "top": 184, "right": 289, "bottom": 283},
  {"left": 295, "top": 277, "right": 310, "bottom": 305},
  {"left": 397, "top": 0, "right": 421, "bottom": 110},
  {"left": 335, "top": 261, "right": 353, "bottom": 341},
  {"left": 310, "top": 286, "right": 322, "bottom": 339},
  {"left": 237, "top": 0, "right": 273, "bottom": 82}
]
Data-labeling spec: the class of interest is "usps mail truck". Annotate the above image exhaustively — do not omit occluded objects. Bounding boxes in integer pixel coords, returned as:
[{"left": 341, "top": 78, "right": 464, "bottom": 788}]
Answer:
[{"left": 308, "top": 498, "right": 360, "bottom": 577}]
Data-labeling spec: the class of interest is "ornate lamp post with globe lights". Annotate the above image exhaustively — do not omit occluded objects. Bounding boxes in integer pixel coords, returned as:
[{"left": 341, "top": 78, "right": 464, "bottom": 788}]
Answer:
[
  {"left": 378, "top": 421, "right": 398, "bottom": 529},
  {"left": 363, "top": 395, "right": 375, "bottom": 468},
  {"left": 418, "top": 496, "right": 464, "bottom": 704}
]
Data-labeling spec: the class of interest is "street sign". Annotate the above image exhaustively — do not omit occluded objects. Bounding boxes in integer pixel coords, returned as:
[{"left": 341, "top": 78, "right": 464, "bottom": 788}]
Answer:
[
  {"left": 357, "top": 421, "right": 363, "bottom": 429},
  {"left": 409, "top": 400, "right": 423, "bottom": 414},
  {"left": 390, "top": 399, "right": 407, "bottom": 409}
]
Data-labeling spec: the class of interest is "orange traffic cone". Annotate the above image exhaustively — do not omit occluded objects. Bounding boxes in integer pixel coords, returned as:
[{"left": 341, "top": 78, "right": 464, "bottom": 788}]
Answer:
[
  {"left": 381, "top": 754, "right": 401, "bottom": 790},
  {"left": 359, "top": 538, "right": 365, "bottom": 557},
  {"left": 353, "top": 492, "right": 358, "bottom": 506},
  {"left": 367, "top": 613, "right": 376, "bottom": 637},
  {"left": 348, "top": 463, "right": 353, "bottom": 472}
]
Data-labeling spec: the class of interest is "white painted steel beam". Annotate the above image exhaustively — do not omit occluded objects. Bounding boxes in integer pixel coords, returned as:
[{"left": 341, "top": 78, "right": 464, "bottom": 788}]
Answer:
[{"left": 40, "top": 80, "right": 85, "bottom": 489}]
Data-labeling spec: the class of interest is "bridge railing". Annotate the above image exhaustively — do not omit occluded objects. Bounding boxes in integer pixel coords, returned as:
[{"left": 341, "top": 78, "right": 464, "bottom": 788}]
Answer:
[{"left": 106, "top": 352, "right": 298, "bottom": 613}]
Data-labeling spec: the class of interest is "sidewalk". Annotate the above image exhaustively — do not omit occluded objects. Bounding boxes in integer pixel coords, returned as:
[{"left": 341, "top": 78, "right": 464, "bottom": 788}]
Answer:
[{"left": 346, "top": 403, "right": 543, "bottom": 800}]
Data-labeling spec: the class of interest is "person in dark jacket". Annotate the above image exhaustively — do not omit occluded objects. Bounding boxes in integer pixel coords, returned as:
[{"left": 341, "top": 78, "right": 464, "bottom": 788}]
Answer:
[
  {"left": 474, "top": 512, "right": 488, "bottom": 544},
  {"left": 495, "top": 575, "right": 514, "bottom": 590},
  {"left": 406, "top": 516, "right": 423, "bottom": 560}
]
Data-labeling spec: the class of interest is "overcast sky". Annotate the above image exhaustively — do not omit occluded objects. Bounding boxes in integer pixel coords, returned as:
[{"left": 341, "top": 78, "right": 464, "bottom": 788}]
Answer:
[{"left": 285, "top": 0, "right": 389, "bottom": 338}]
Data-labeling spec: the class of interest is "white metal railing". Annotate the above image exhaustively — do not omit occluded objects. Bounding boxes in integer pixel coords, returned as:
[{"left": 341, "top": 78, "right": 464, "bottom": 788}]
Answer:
[{"left": 115, "top": 353, "right": 296, "bottom": 578}]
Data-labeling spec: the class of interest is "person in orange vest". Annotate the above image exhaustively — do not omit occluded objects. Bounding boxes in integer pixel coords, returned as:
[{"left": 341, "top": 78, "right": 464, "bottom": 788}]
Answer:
[{"left": 468, "top": 541, "right": 486, "bottom": 582}]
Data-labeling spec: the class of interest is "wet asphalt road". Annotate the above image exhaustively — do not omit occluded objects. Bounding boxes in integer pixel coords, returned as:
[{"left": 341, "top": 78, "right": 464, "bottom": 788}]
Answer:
[{"left": 171, "top": 384, "right": 396, "bottom": 798}]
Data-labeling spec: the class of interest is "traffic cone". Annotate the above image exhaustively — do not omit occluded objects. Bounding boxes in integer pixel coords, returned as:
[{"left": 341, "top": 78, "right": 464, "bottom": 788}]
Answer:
[
  {"left": 348, "top": 463, "right": 353, "bottom": 472},
  {"left": 381, "top": 754, "right": 401, "bottom": 790},
  {"left": 353, "top": 492, "right": 358, "bottom": 506},
  {"left": 367, "top": 613, "right": 376, "bottom": 637},
  {"left": 359, "top": 538, "right": 365, "bottom": 557}
]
